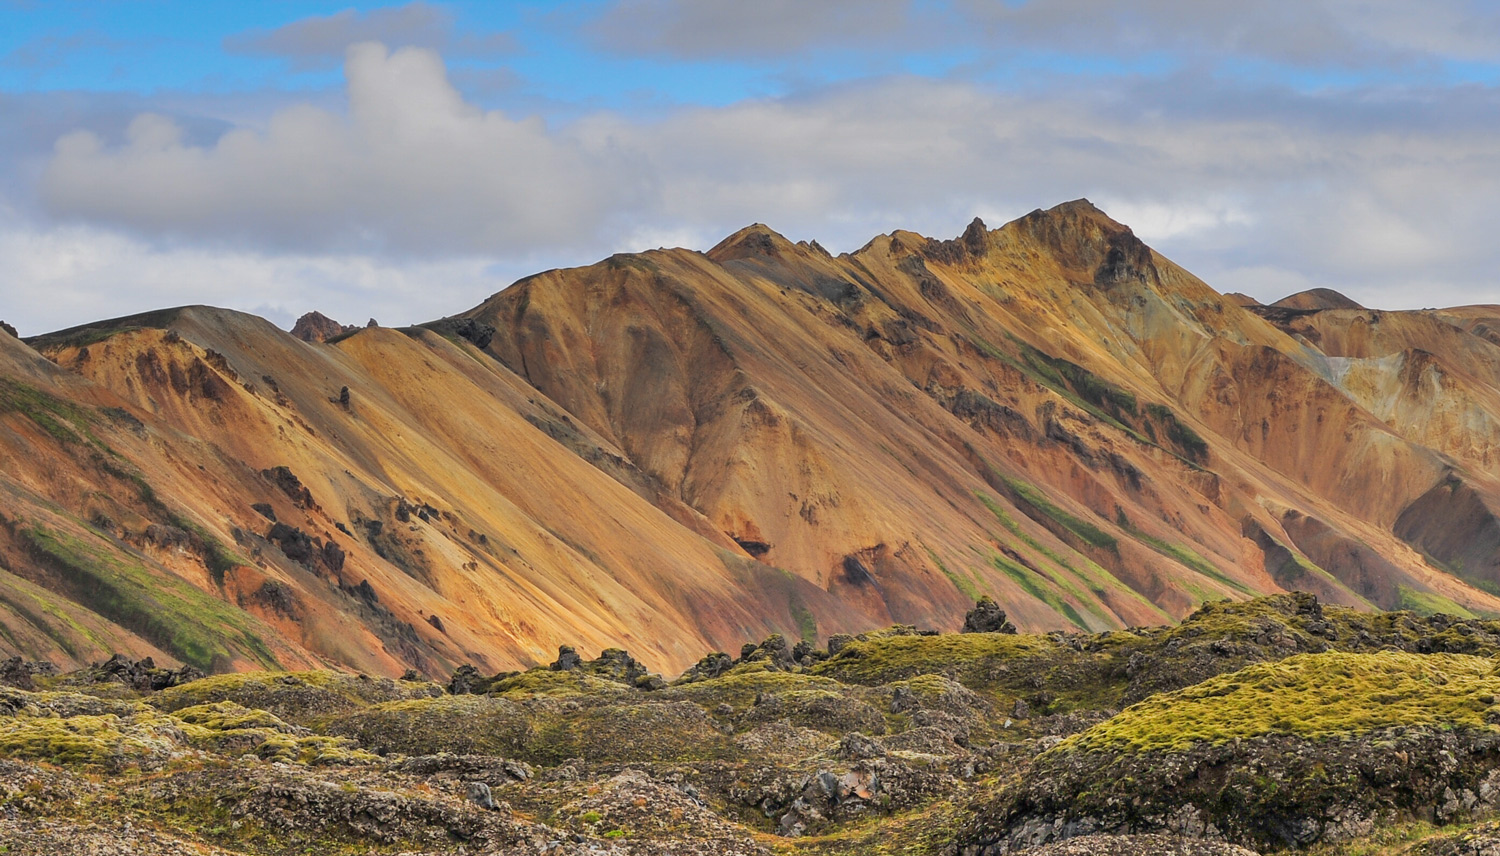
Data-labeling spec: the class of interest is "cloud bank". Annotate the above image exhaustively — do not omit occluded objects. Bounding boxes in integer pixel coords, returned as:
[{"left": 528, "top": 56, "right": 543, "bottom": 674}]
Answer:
[{"left": 4, "top": 0, "right": 1499, "bottom": 335}]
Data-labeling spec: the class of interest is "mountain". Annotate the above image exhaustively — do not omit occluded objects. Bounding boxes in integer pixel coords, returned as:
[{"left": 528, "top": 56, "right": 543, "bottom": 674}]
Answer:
[{"left": 6, "top": 200, "right": 1500, "bottom": 677}]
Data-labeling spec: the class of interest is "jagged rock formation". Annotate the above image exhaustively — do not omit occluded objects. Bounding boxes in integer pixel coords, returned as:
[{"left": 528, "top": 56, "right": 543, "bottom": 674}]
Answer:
[
  {"left": 289, "top": 311, "right": 356, "bottom": 343},
  {"left": 4, "top": 201, "right": 1500, "bottom": 679}
]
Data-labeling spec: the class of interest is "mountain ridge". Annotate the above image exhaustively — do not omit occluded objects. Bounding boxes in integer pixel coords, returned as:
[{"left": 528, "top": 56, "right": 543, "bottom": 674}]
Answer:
[{"left": 5, "top": 200, "right": 1500, "bottom": 678}]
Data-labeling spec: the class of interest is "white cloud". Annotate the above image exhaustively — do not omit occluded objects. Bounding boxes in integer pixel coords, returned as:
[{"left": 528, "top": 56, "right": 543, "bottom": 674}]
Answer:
[
  {"left": 40, "top": 43, "right": 637, "bottom": 256},
  {"left": 0, "top": 213, "right": 536, "bottom": 337}
]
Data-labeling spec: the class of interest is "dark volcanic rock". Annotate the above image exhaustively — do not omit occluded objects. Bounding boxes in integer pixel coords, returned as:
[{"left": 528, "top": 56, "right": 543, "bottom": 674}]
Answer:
[
  {"left": 87, "top": 654, "right": 202, "bottom": 692},
  {"left": 427, "top": 317, "right": 497, "bottom": 350},
  {"left": 0, "top": 657, "right": 56, "bottom": 691},
  {"left": 963, "top": 596, "right": 1018, "bottom": 634},
  {"left": 261, "top": 466, "right": 314, "bottom": 508},
  {"left": 550, "top": 645, "right": 582, "bottom": 671},
  {"left": 448, "top": 664, "right": 484, "bottom": 695}
]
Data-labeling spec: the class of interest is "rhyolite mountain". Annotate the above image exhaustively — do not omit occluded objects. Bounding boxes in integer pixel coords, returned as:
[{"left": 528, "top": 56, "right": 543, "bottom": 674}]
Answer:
[{"left": 4, "top": 199, "right": 1500, "bottom": 678}]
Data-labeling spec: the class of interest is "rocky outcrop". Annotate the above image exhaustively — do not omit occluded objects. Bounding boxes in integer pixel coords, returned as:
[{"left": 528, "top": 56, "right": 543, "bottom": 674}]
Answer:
[
  {"left": 963, "top": 597, "right": 1018, "bottom": 634},
  {"left": 964, "top": 726, "right": 1500, "bottom": 854},
  {"left": 289, "top": 311, "right": 355, "bottom": 343}
]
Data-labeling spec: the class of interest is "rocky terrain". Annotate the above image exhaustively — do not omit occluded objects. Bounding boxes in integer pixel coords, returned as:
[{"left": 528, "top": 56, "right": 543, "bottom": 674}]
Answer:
[{"left": 3, "top": 595, "right": 1500, "bottom": 854}]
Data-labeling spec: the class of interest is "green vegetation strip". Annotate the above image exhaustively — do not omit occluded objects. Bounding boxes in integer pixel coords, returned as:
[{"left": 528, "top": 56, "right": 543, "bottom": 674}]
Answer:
[
  {"left": 0, "top": 378, "right": 100, "bottom": 446},
  {"left": 1397, "top": 585, "right": 1478, "bottom": 619},
  {"left": 991, "top": 477, "right": 1117, "bottom": 552},
  {"left": 22, "top": 525, "right": 279, "bottom": 671},
  {"left": 925, "top": 545, "right": 981, "bottom": 601},
  {"left": 1123, "top": 525, "right": 1251, "bottom": 595},
  {"left": 1062, "top": 651, "right": 1500, "bottom": 754}
]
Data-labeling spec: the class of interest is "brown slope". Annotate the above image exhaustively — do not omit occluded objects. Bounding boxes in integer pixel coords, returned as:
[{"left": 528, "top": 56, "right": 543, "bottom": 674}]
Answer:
[{"left": 16, "top": 307, "right": 845, "bottom": 675}]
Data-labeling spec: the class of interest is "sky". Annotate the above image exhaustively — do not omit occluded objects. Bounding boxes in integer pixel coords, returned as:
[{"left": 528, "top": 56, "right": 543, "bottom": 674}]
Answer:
[{"left": 1, "top": 1, "right": 1498, "bottom": 335}]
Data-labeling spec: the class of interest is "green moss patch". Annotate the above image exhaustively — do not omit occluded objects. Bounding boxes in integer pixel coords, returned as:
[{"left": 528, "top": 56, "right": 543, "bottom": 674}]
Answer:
[
  {"left": 0, "top": 379, "right": 100, "bottom": 447},
  {"left": 485, "top": 668, "right": 631, "bottom": 698},
  {"left": 810, "top": 632, "right": 1058, "bottom": 688},
  {"left": 993, "top": 477, "right": 1117, "bottom": 552},
  {"left": 1064, "top": 651, "right": 1500, "bottom": 754},
  {"left": 150, "top": 670, "right": 437, "bottom": 725},
  {"left": 668, "top": 666, "right": 844, "bottom": 710},
  {"left": 21, "top": 525, "right": 279, "bottom": 672},
  {"left": 173, "top": 701, "right": 372, "bottom": 765},
  {"left": 1398, "top": 586, "right": 1478, "bottom": 619},
  {"left": 325, "top": 694, "right": 533, "bottom": 757},
  {"left": 0, "top": 711, "right": 183, "bottom": 771}
]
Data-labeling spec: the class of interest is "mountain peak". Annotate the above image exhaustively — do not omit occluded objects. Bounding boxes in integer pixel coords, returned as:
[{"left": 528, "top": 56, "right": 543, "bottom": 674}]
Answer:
[
  {"left": 961, "top": 216, "right": 989, "bottom": 253},
  {"left": 1003, "top": 199, "right": 1155, "bottom": 287},
  {"left": 1271, "top": 288, "right": 1365, "bottom": 312},
  {"left": 706, "top": 223, "right": 799, "bottom": 264}
]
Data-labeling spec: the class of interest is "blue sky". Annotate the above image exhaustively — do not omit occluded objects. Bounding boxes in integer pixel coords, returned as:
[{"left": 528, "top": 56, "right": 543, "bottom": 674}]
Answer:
[{"left": 2, "top": 1, "right": 1499, "bottom": 333}]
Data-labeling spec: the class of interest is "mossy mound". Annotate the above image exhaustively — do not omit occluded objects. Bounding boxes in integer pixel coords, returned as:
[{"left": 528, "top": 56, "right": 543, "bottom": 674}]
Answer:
[
  {"left": 810, "top": 632, "right": 1059, "bottom": 689},
  {"left": 968, "top": 724, "right": 1500, "bottom": 853},
  {"left": 126, "top": 765, "right": 531, "bottom": 853},
  {"left": 484, "top": 668, "right": 633, "bottom": 698},
  {"left": 323, "top": 694, "right": 532, "bottom": 757},
  {"left": 0, "top": 711, "right": 185, "bottom": 771},
  {"left": 738, "top": 689, "right": 888, "bottom": 737},
  {"left": 666, "top": 666, "right": 847, "bottom": 712},
  {"left": 966, "top": 652, "right": 1500, "bottom": 853},
  {"left": 1066, "top": 651, "right": 1500, "bottom": 754},
  {"left": 0, "top": 687, "right": 142, "bottom": 719},
  {"left": 171, "top": 699, "right": 299, "bottom": 733},
  {"left": 170, "top": 700, "right": 373, "bottom": 765},
  {"left": 148, "top": 670, "right": 441, "bottom": 725},
  {"left": 524, "top": 700, "right": 732, "bottom": 765}
]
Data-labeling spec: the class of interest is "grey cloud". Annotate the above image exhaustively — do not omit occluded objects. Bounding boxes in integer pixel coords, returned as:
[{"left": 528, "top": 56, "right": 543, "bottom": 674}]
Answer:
[
  {"left": 583, "top": 0, "right": 1500, "bottom": 70},
  {"left": 224, "top": 3, "right": 516, "bottom": 70},
  {"left": 585, "top": 0, "right": 920, "bottom": 59},
  {"left": 955, "top": 0, "right": 1500, "bottom": 68}
]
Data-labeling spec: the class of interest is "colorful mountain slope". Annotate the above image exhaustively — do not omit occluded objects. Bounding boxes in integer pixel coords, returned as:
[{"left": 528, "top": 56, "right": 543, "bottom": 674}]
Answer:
[{"left": 4, "top": 200, "right": 1500, "bottom": 676}]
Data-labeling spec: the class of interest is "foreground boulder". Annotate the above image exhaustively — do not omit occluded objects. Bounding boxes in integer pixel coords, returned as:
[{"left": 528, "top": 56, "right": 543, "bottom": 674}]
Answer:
[{"left": 963, "top": 597, "right": 1018, "bottom": 634}]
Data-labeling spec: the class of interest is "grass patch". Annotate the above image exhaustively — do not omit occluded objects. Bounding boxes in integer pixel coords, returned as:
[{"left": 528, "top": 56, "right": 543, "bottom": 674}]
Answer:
[
  {"left": 0, "top": 378, "right": 99, "bottom": 447},
  {"left": 989, "top": 551, "right": 1087, "bottom": 630},
  {"left": 21, "top": 525, "right": 280, "bottom": 672},
  {"left": 789, "top": 591, "right": 819, "bottom": 643},
  {"left": 1397, "top": 586, "right": 1477, "bottom": 619},
  {"left": 1018, "top": 343, "right": 1138, "bottom": 422},
  {"left": 1062, "top": 651, "right": 1500, "bottom": 754},
  {"left": 1124, "top": 525, "right": 1251, "bottom": 595},
  {"left": 925, "top": 545, "right": 980, "bottom": 601},
  {"left": 166, "top": 514, "right": 246, "bottom": 587},
  {"left": 992, "top": 477, "right": 1117, "bottom": 552},
  {"left": 809, "top": 632, "right": 1058, "bottom": 687}
]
